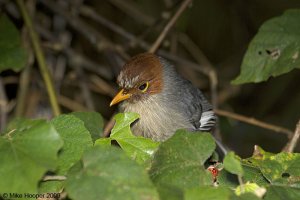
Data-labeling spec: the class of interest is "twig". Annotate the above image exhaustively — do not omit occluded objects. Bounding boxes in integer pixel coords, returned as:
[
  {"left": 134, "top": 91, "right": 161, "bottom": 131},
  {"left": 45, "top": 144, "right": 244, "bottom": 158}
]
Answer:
[
  {"left": 58, "top": 95, "right": 89, "bottom": 112},
  {"left": 16, "top": 14, "right": 35, "bottom": 117},
  {"left": 79, "top": 5, "right": 136, "bottom": 46},
  {"left": 178, "top": 33, "right": 218, "bottom": 108},
  {"left": 73, "top": 63, "right": 95, "bottom": 111},
  {"left": 43, "top": 175, "right": 66, "bottom": 181},
  {"left": 35, "top": 21, "right": 113, "bottom": 79},
  {"left": 77, "top": 4, "right": 212, "bottom": 80},
  {"left": 90, "top": 75, "right": 117, "bottom": 97},
  {"left": 39, "top": 0, "right": 129, "bottom": 60},
  {"left": 148, "top": 0, "right": 192, "bottom": 53},
  {"left": 283, "top": 120, "right": 300, "bottom": 152},
  {"left": 15, "top": 64, "right": 32, "bottom": 117},
  {"left": 17, "top": 0, "right": 61, "bottom": 116},
  {"left": 214, "top": 109, "right": 294, "bottom": 138},
  {"left": 103, "top": 117, "right": 116, "bottom": 137},
  {"left": 0, "top": 78, "right": 8, "bottom": 132},
  {"left": 108, "top": 0, "right": 155, "bottom": 26}
]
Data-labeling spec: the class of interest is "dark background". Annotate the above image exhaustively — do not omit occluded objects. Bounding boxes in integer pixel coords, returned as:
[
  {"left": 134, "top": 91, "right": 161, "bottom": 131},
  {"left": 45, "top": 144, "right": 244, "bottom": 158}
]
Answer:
[{"left": 1, "top": 0, "right": 300, "bottom": 157}]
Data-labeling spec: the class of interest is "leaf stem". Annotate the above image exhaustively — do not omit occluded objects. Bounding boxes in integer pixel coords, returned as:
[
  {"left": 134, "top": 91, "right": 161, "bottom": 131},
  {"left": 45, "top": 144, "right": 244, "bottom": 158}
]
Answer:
[
  {"left": 16, "top": 0, "right": 61, "bottom": 116},
  {"left": 43, "top": 175, "right": 66, "bottom": 181}
]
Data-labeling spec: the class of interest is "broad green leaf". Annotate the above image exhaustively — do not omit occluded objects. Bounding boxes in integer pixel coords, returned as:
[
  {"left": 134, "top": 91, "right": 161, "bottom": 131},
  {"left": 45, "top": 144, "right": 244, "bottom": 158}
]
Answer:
[
  {"left": 259, "top": 153, "right": 300, "bottom": 186},
  {"left": 102, "top": 112, "right": 159, "bottom": 164},
  {"left": 244, "top": 147, "right": 300, "bottom": 187},
  {"left": 184, "top": 186, "right": 260, "bottom": 200},
  {"left": 185, "top": 186, "right": 232, "bottom": 200},
  {"left": 240, "top": 164, "right": 269, "bottom": 186},
  {"left": 232, "top": 9, "right": 300, "bottom": 84},
  {"left": 0, "top": 15, "right": 27, "bottom": 72},
  {"left": 224, "top": 152, "right": 244, "bottom": 176},
  {"left": 71, "top": 111, "right": 103, "bottom": 142},
  {"left": 264, "top": 185, "right": 300, "bottom": 200},
  {"left": 156, "top": 184, "right": 183, "bottom": 200},
  {"left": 94, "top": 137, "right": 111, "bottom": 146},
  {"left": 40, "top": 114, "right": 93, "bottom": 193},
  {"left": 149, "top": 130, "right": 216, "bottom": 189},
  {"left": 65, "top": 146, "right": 159, "bottom": 200},
  {"left": 235, "top": 182, "right": 266, "bottom": 197},
  {"left": 0, "top": 119, "right": 63, "bottom": 195}
]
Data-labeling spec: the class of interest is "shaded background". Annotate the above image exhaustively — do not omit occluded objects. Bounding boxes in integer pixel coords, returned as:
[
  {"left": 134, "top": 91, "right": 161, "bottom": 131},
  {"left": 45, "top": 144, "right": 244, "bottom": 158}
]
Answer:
[{"left": 1, "top": 0, "right": 300, "bottom": 157}]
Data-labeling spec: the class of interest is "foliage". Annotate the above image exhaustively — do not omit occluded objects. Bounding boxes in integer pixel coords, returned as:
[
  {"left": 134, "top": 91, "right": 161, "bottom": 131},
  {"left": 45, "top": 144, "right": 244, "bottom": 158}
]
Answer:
[
  {"left": 0, "top": 4, "right": 300, "bottom": 200},
  {"left": 0, "top": 112, "right": 299, "bottom": 200},
  {"left": 232, "top": 9, "right": 300, "bottom": 84},
  {"left": 0, "top": 15, "right": 27, "bottom": 72},
  {"left": 0, "top": 119, "right": 63, "bottom": 194},
  {"left": 95, "top": 112, "right": 159, "bottom": 164}
]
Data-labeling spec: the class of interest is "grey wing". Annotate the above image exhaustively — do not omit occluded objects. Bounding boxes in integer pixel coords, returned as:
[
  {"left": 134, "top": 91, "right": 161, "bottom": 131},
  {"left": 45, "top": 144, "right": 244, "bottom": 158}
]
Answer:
[
  {"left": 180, "top": 80, "right": 217, "bottom": 132},
  {"left": 199, "top": 93, "right": 217, "bottom": 131}
]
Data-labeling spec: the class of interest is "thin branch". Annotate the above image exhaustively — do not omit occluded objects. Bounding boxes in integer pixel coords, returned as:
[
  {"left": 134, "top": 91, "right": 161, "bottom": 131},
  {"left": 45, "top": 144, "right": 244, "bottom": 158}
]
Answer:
[
  {"left": 39, "top": 0, "right": 129, "bottom": 60},
  {"left": 177, "top": 33, "right": 218, "bottom": 105},
  {"left": 108, "top": 0, "right": 155, "bottom": 26},
  {"left": 283, "top": 120, "right": 300, "bottom": 152},
  {"left": 35, "top": 22, "right": 113, "bottom": 80},
  {"left": 103, "top": 117, "right": 116, "bottom": 137},
  {"left": 214, "top": 109, "right": 294, "bottom": 138},
  {"left": 148, "top": 0, "right": 193, "bottom": 53},
  {"left": 78, "top": 4, "right": 213, "bottom": 79},
  {"left": 73, "top": 63, "right": 95, "bottom": 111},
  {"left": 15, "top": 19, "right": 35, "bottom": 117},
  {"left": 0, "top": 78, "right": 8, "bottom": 132},
  {"left": 16, "top": 0, "right": 61, "bottom": 116},
  {"left": 90, "top": 75, "right": 117, "bottom": 97},
  {"left": 58, "top": 95, "right": 89, "bottom": 112}
]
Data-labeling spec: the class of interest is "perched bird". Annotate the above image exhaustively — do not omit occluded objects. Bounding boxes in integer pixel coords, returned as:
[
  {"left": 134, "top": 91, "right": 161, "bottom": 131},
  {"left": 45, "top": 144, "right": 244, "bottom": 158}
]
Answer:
[{"left": 110, "top": 53, "right": 218, "bottom": 143}]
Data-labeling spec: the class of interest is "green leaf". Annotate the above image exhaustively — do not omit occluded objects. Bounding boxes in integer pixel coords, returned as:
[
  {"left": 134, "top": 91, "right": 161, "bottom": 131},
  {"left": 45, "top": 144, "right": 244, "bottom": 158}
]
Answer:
[
  {"left": 109, "top": 112, "right": 160, "bottom": 164},
  {"left": 241, "top": 164, "right": 269, "bottom": 186},
  {"left": 0, "top": 15, "right": 27, "bottom": 72},
  {"left": 184, "top": 186, "right": 261, "bottom": 200},
  {"left": 65, "top": 146, "right": 159, "bottom": 200},
  {"left": 156, "top": 184, "right": 183, "bottom": 200},
  {"left": 185, "top": 186, "right": 232, "bottom": 200},
  {"left": 235, "top": 182, "right": 266, "bottom": 197},
  {"left": 232, "top": 9, "right": 300, "bottom": 84},
  {"left": 0, "top": 119, "right": 63, "bottom": 194},
  {"left": 71, "top": 111, "right": 103, "bottom": 142},
  {"left": 149, "top": 130, "right": 216, "bottom": 189},
  {"left": 258, "top": 154, "right": 300, "bottom": 186},
  {"left": 40, "top": 114, "right": 93, "bottom": 193},
  {"left": 244, "top": 147, "right": 300, "bottom": 187},
  {"left": 94, "top": 137, "right": 111, "bottom": 146},
  {"left": 224, "top": 152, "right": 244, "bottom": 176},
  {"left": 264, "top": 185, "right": 300, "bottom": 200}
]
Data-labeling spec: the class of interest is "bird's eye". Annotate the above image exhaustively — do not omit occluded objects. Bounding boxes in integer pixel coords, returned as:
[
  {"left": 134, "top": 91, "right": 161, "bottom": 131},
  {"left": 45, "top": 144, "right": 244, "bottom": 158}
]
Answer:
[{"left": 138, "top": 82, "right": 149, "bottom": 92}]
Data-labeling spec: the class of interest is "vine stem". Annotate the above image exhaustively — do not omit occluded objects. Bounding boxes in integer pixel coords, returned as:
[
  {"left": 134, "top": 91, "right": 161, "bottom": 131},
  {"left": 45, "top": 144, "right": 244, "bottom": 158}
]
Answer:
[{"left": 16, "top": 0, "right": 61, "bottom": 116}]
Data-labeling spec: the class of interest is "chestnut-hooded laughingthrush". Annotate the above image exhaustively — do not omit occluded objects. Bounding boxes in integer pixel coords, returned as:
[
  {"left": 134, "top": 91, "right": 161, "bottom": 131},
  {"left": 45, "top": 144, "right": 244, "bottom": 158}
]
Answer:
[{"left": 110, "top": 52, "right": 220, "bottom": 143}]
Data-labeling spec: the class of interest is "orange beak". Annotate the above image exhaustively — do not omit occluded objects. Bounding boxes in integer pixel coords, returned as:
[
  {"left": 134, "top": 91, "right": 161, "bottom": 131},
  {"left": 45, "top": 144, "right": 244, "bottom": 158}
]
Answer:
[{"left": 110, "top": 89, "right": 132, "bottom": 106}]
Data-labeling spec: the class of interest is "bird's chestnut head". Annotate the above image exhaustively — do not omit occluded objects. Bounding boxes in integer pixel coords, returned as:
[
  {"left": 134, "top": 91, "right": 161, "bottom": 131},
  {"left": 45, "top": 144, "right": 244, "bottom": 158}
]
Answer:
[{"left": 110, "top": 53, "right": 164, "bottom": 106}]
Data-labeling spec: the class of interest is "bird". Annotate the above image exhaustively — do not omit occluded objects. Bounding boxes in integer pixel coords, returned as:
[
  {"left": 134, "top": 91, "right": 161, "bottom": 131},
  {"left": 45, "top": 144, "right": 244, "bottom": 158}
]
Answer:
[{"left": 110, "top": 52, "right": 218, "bottom": 143}]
